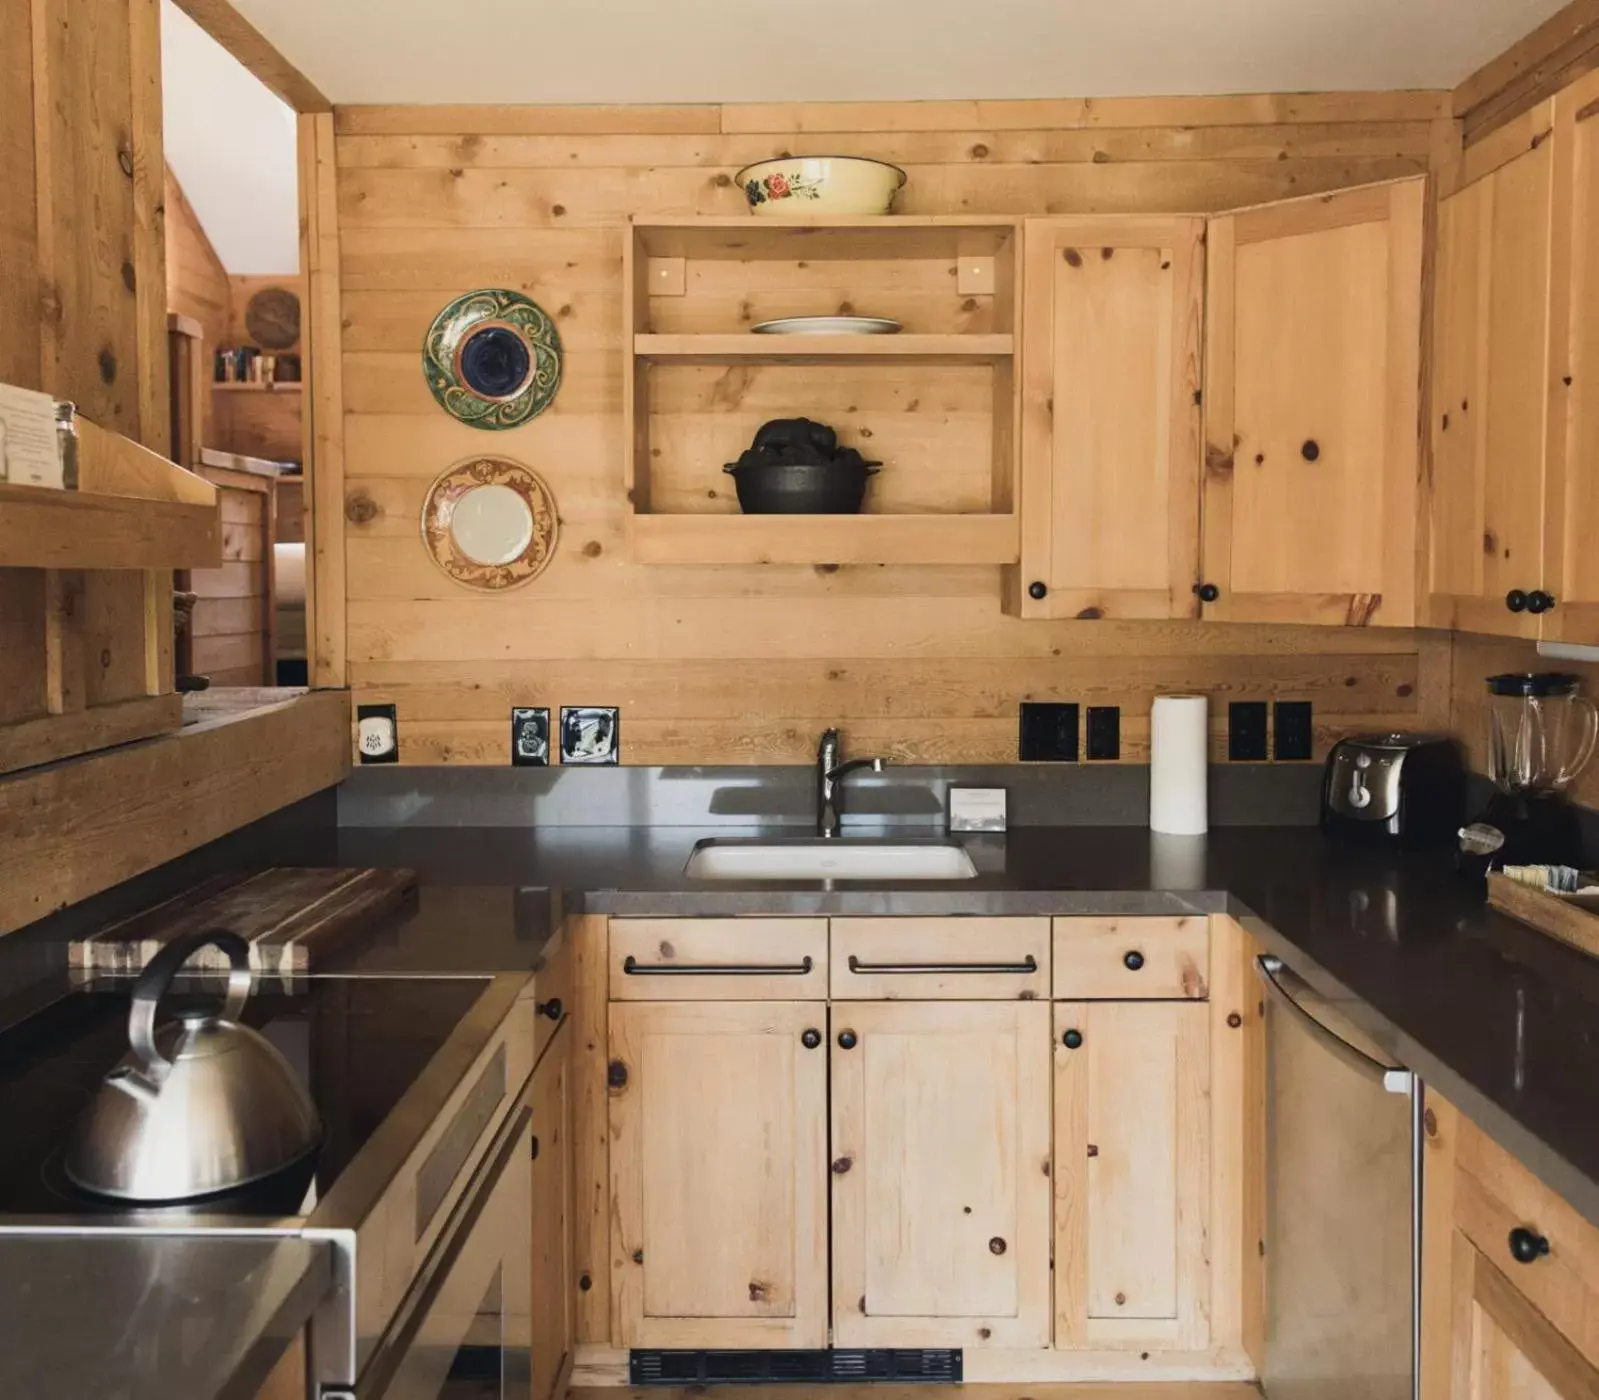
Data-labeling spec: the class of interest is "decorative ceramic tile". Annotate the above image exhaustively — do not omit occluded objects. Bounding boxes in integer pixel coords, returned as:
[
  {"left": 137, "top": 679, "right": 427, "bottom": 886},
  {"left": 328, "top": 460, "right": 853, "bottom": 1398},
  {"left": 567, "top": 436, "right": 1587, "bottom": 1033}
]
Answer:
[
  {"left": 511, "top": 707, "right": 550, "bottom": 767},
  {"left": 420, "top": 456, "right": 559, "bottom": 591},
  {"left": 560, "top": 706, "right": 619, "bottom": 765},
  {"left": 423, "top": 288, "right": 562, "bottom": 430},
  {"left": 356, "top": 704, "right": 399, "bottom": 764}
]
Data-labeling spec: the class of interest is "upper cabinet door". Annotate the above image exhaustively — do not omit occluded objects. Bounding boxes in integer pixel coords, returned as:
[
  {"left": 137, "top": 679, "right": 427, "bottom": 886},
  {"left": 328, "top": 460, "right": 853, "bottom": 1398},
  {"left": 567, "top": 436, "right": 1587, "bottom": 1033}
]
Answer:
[
  {"left": 1201, "top": 179, "right": 1425, "bottom": 627},
  {"left": 1017, "top": 217, "right": 1204, "bottom": 620},
  {"left": 1544, "top": 72, "right": 1599, "bottom": 645},
  {"left": 1428, "top": 136, "right": 1555, "bottom": 639}
]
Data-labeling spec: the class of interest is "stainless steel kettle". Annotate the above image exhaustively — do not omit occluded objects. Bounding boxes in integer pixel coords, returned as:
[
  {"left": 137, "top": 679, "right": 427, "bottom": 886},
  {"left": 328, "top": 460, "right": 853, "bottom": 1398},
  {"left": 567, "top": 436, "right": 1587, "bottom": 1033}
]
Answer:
[{"left": 64, "top": 928, "right": 321, "bottom": 1202}]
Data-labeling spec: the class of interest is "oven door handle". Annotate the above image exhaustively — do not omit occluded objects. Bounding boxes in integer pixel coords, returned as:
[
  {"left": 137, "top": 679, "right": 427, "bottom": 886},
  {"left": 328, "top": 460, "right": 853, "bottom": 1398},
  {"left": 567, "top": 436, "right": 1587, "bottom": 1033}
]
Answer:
[{"left": 1255, "top": 955, "right": 1413, "bottom": 1095}]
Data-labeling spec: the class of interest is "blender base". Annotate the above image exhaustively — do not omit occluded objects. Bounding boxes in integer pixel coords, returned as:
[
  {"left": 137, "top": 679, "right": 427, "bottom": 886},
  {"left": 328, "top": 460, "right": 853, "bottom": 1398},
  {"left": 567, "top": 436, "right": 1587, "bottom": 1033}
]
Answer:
[{"left": 1460, "top": 791, "right": 1586, "bottom": 880}]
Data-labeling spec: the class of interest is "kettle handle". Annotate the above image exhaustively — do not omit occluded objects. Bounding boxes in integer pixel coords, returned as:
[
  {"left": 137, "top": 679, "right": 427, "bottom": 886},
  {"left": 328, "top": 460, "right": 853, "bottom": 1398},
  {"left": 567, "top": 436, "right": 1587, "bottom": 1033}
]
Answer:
[{"left": 128, "top": 929, "right": 253, "bottom": 1081}]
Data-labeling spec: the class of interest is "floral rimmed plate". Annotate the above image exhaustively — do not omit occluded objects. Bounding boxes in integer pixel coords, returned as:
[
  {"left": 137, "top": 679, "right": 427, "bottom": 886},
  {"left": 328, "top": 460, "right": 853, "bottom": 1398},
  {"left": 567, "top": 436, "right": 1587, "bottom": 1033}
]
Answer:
[
  {"left": 423, "top": 289, "right": 562, "bottom": 430},
  {"left": 421, "top": 456, "right": 559, "bottom": 591}
]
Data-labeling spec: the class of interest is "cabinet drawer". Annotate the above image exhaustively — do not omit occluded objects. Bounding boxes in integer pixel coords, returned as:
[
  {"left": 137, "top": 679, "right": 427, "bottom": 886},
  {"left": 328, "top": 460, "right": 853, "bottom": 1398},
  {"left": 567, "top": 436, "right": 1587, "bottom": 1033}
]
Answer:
[
  {"left": 1052, "top": 917, "right": 1209, "bottom": 999},
  {"left": 829, "top": 918, "right": 1050, "bottom": 999},
  {"left": 531, "top": 920, "right": 571, "bottom": 1065},
  {"left": 1455, "top": 1118, "right": 1599, "bottom": 1368},
  {"left": 608, "top": 918, "right": 829, "bottom": 1000}
]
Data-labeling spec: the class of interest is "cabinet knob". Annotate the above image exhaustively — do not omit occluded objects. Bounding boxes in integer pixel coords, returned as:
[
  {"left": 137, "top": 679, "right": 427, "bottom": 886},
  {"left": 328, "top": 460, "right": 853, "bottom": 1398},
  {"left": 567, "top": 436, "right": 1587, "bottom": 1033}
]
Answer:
[
  {"left": 837, "top": 1029, "right": 858, "bottom": 1050},
  {"left": 1196, "top": 583, "right": 1220, "bottom": 603},
  {"left": 1028, "top": 581, "right": 1048, "bottom": 601},
  {"left": 1506, "top": 589, "right": 1529, "bottom": 613},
  {"left": 801, "top": 1027, "right": 821, "bottom": 1049},
  {"left": 1062, "top": 1028, "right": 1084, "bottom": 1050},
  {"left": 1528, "top": 590, "right": 1557, "bottom": 614},
  {"left": 1123, "top": 950, "right": 1145, "bottom": 971},
  {"left": 537, "top": 997, "right": 562, "bottom": 1021},
  {"left": 1301, "top": 439, "right": 1320, "bottom": 462},
  {"left": 1508, "top": 1227, "right": 1551, "bottom": 1264},
  {"left": 988, "top": 1237, "right": 1007, "bottom": 1255}
]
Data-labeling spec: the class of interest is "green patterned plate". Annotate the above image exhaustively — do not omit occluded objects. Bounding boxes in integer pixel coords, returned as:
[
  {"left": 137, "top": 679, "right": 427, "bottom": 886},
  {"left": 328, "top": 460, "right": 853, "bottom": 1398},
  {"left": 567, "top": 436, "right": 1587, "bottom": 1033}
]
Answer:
[{"left": 423, "top": 288, "right": 563, "bottom": 430}]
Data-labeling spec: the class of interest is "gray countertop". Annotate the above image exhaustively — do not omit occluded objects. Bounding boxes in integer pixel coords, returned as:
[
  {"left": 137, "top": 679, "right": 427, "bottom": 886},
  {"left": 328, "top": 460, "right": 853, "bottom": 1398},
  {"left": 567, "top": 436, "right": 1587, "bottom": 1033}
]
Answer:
[
  {"left": 327, "top": 822, "right": 1599, "bottom": 1231},
  {"left": 0, "top": 1233, "right": 330, "bottom": 1400}
]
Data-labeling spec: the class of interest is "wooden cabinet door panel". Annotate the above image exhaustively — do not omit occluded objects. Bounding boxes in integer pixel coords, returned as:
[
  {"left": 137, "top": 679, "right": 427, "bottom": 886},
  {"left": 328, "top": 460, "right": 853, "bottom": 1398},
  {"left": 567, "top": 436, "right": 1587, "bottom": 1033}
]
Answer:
[
  {"left": 831, "top": 1000, "right": 1051, "bottom": 1348},
  {"left": 1054, "top": 1000, "right": 1210, "bottom": 1350},
  {"left": 1450, "top": 1230, "right": 1599, "bottom": 1400},
  {"left": 608, "top": 1001, "right": 827, "bottom": 1347},
  {"left": 1017, "top": 217, "right": 1203, "bottom": 620},
  {"left": 1545, "top": 71, "right": 1599, "bottom": 645},
  {"left": 529, "top": 1026, "right": 572, "bottom": 1400},
  {"left": 1429, "top": 142, "right": 1554, "bottom": 637},
  {"left": 1203, "top": 179, "right": 1424, "bottom": 627}
]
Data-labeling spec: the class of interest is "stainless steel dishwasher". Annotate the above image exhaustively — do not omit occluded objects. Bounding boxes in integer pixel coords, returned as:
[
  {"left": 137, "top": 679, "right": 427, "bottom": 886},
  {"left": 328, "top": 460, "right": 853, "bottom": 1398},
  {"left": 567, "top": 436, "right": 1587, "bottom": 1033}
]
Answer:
[{"left": 1257, "top": 953, "right": 1421, "bottom": 1400}]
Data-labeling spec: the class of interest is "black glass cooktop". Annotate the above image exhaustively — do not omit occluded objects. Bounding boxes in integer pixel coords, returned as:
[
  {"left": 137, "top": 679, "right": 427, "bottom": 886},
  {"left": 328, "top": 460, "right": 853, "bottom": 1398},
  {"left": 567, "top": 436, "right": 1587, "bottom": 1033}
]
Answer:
[{"left": 0, "top": 976, "right": 490, "bottom": 1218}]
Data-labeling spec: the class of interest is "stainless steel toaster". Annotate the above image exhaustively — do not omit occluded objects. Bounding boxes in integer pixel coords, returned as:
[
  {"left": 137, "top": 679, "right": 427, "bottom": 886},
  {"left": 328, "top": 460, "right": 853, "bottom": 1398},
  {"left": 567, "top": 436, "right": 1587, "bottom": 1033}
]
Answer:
[{"left": 1321, "top": 733, "right": 1466, "bottom": 850}]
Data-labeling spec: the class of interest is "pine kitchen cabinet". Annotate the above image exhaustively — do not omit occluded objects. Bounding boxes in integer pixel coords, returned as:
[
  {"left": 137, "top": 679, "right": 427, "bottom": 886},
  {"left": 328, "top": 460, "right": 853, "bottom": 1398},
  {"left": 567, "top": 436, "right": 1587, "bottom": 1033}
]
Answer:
[
  {"left": 1421, "top": 1094, "right": 1599, "bottom": 1399},
  {"left": 829, "top": 1000, "right": 1053, "bottom": 1349},
  {"left": 1429, "top": 72, "right": 1599, "bottom": 645},
  {"left": 530, "top": 1021, "right": 574, "bottom": 1400},
  {"left": 607, "top": 1000, "right": 829, "bottom": 1348},
  {"left": 1016, "top": 179, "right": 1426, "bottom": 629}
]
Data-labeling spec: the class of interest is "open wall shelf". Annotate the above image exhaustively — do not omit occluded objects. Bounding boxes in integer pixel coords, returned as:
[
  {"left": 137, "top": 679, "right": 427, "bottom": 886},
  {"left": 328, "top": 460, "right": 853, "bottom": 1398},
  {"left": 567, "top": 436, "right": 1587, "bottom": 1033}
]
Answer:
[{"left": 624, "top": 216, "right": 1021, "bottom": 566}]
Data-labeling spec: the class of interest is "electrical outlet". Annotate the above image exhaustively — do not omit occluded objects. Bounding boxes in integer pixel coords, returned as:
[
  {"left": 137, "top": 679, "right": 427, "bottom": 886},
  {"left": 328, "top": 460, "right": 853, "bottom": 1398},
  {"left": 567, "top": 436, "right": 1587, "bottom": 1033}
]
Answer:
[
  {"left": 1274, "top": 701, "right": 1315, "bottom": 761},
  {"left": 1227, "top": 701, "right": 1269, "bottom": 761},
  {"left": 356, "top": 704, "right": 399, "bottom": 764},
  {"left": 511, "top": 707, "right": 550, "bottom": 766},
  {"left": 1019, "top": 702, "right": 1079, "bottom": 761},
  {"left": 1085, "top": 706, "right": 1120, "bottom": 760}
]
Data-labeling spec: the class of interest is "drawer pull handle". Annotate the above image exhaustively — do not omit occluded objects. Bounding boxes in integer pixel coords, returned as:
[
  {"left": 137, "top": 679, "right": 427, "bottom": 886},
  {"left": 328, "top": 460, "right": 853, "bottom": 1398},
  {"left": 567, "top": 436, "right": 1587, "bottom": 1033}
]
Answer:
[
  {"left": 846, "top": 954, "right": 1039, "bottom": 975},
  {"left": 622, "top": 954, "right": 814, "bottom": 976},
  {"left": 1123, "top": 950, "right": 1145, "bottom": 971},
  {"left": 1509, "top": 1227, "right": 1551, "bottom": 1264}
]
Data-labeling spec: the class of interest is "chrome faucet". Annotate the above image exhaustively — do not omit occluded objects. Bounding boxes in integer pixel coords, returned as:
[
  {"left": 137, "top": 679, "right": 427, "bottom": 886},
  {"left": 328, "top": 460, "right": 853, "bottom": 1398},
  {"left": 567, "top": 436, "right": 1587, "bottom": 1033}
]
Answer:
[{"left": 816, "top": 728, "right": 884, "bottom": 838}]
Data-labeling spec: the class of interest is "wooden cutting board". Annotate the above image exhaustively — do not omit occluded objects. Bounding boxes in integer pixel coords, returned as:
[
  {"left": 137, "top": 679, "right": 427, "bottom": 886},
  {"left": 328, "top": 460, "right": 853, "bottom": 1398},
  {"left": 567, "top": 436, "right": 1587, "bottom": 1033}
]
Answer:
[{"left": 70, "top": 868, "right": 417, "bottom": 975}]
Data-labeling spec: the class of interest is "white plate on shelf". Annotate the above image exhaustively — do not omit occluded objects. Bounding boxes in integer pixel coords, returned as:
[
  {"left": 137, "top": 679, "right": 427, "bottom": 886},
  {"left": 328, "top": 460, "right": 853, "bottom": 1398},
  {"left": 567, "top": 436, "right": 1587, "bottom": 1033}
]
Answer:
[{"left": 751, "top": 316, "right": 902, "bottom": 335}]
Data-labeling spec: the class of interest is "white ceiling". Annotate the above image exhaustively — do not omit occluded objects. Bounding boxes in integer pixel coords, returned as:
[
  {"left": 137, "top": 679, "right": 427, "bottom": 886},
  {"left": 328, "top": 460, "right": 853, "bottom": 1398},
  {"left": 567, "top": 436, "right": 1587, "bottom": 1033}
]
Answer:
[
  {"left": 232, "top": 0, "right": 1564, "bottom": 105},
  {"left": 162, "top": 0, "right": 298, "bottom": 274}
]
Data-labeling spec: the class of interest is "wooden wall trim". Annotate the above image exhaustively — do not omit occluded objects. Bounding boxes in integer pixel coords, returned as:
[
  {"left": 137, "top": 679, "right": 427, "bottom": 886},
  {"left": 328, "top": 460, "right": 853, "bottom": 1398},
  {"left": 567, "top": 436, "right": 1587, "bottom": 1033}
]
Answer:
[
  {"left": 0, "top": 690, "right": 350, "bottom": 937},
  {"left": 300, "top": 112, "right": 346, "bottom": 686},
  {"left": 1, "top": 0, "right": 38, "bottom": 390},
  {"left": 169, "top": 0, "right": 330, "bottom": 113},
  {"left": 1453, "top": 0, "right": 1599, "bottom": 144},
  {"left": 335, "top": 92, "right": 1450, "bottom": 138}
]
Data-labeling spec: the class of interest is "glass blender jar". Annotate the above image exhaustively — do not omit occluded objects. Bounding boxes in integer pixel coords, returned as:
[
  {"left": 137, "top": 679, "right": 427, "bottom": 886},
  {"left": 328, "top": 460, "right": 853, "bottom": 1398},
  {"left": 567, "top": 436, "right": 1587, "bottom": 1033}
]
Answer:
[{"left": 1475, "top": 672, "right": 1599, "bottom": 868}]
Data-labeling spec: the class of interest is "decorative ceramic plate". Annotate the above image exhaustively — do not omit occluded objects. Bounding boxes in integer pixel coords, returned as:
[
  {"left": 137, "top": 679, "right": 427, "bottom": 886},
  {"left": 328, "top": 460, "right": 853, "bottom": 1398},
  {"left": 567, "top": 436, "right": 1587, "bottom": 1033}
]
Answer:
[
  {"left": 423, "top": 289, "right": 563, "bottom": 430},
  {"left": 751, "top": 316, "right": 902, "bottom": 335},
  {"left": 420, "top": 456, "right": 559, "bottom": 590}
]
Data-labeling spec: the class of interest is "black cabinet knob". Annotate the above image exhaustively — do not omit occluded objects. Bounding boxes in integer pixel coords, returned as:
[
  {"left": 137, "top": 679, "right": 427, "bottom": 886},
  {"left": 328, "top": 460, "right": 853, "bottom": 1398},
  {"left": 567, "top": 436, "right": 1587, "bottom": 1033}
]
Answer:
[
  {"left": 801, "top": 1027, "right": 821, "bottom": 1049},
  {"left": 1062, "top": 1028, "right": 1083, "bottom": 1050},
  {"left": 537, "top": 997, "right": 563, "bottom": 1021},
  {"left": 1508, "top": 1227, "right": 1551, "bottom": 1264},
  {"left": 837, "top": 1029, "right": 858, "bottom": 1049},
  {"left": 1506, "top": 589, "right": 1529, "bottom": 613},
  {"left": 988, "top": 1236, "right": 1007, "bottom": 1255},
  {"left": 1301, "top": 439, "right": 1320, "bottom": 462},
  {"left": 1028, "top": 580, "right": 1048, "bottom": 600},
  {"left": 1196, "top": 583, "right": 1220, "bottom": 603},
  {"left": 1528, "top": 590, "right": 1557, "bottom": 614},
  {"left": 1123, "top": 950, "right": 1145, "bottom": 971}
]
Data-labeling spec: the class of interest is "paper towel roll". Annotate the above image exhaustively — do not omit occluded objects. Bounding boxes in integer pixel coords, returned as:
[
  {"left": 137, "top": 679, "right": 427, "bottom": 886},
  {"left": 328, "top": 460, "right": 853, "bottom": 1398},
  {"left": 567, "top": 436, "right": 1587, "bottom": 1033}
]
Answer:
[
  {"left": 1150, "top": 694, "right": 1209, "bottom": 835},
  {"left": 274, "top": 542, "right": 306, "bottom": 607}
]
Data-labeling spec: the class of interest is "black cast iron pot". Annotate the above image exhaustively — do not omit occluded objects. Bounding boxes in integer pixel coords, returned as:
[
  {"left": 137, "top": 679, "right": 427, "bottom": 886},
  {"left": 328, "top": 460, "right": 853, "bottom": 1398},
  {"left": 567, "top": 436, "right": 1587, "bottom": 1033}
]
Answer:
[{"left": 722, "top": 457, "right": 880, "bottom": 514}]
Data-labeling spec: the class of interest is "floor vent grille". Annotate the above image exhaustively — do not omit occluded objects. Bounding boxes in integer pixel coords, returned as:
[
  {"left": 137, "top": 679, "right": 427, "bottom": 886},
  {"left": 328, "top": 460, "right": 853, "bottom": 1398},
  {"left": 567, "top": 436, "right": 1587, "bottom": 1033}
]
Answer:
[{"left": 629, "top": 1348, "right": 963, "bottom": 1385}]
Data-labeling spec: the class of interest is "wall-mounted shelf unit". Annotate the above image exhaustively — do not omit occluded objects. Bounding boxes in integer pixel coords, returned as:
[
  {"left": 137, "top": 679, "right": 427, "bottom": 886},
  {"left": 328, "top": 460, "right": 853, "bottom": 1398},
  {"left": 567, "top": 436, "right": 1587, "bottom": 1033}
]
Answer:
[{"left": 624, "top": 216, "right": 1021, "bottom": 566}]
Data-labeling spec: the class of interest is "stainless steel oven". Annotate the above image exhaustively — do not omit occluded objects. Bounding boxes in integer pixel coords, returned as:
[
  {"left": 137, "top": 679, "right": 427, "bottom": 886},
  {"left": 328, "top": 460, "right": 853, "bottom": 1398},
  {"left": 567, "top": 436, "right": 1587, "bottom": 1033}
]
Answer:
[{"left": 353, "top": 1095, "right": 533, "bottom": 1400}]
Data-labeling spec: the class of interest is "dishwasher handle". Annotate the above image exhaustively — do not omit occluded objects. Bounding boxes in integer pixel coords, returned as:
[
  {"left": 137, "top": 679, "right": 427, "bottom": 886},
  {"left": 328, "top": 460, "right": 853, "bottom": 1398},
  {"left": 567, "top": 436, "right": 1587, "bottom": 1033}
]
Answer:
[{"left": 1255, "top": 955, "right": 1413, "bottom": 1095}]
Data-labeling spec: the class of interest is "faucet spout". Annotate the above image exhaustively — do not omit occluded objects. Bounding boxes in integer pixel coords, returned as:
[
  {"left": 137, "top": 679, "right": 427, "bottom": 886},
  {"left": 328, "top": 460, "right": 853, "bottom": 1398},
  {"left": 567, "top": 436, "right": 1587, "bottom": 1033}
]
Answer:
[{"left": 815, "top": 729, "right": 885, "bottom": 838}]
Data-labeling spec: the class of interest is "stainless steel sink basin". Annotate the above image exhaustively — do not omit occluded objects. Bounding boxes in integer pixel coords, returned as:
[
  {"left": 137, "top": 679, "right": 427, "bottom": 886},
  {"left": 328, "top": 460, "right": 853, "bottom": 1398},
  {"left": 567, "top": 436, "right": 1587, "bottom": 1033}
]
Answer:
[{"left": 684, "top": 837, "right": 978, "bottom": 882}]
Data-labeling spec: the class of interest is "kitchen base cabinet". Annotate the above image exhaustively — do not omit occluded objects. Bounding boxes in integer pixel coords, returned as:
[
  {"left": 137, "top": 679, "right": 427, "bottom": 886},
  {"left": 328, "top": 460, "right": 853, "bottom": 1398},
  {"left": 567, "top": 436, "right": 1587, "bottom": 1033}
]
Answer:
[
  {"left": 530, "top": 1023, "right": 573, "bottom": 1400},
  {"left": 830, "top": 1001, "right": 1052, "bottom": 1349},
  {"left": 1054, "top": 1000, "right": 1211, "bottom": 1352},
  {"left": 607, "top": 1001, "right": 828, "bottom": 1348}
]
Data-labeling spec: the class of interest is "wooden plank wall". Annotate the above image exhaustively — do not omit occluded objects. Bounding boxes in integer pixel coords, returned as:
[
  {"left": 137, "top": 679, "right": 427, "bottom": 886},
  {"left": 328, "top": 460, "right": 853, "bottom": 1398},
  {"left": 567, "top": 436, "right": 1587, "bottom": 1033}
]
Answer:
[
  {"left": 328, "top": 95, "right": 1456, "bottom": 765},
  {"left": 192, "top": 466, "right": 276, "bottom": 685}
]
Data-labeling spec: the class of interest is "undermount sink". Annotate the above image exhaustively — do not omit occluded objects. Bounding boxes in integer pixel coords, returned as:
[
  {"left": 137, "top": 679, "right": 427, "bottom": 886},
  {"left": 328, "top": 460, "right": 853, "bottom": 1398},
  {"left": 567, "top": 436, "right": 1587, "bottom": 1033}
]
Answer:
[{"left": 684, "top": 837, "right": 978, "bottom": 882}]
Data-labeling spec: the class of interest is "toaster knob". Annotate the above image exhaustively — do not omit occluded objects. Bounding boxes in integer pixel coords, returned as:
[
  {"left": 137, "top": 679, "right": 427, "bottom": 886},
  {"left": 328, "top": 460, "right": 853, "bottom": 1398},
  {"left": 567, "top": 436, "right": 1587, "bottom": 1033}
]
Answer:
[
  {"left": 1355, "top": 753, "right": 1372, "bottom": 769},
  {"left": 1348, "top": 781, "right": 1371, "bottom": 809}
]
